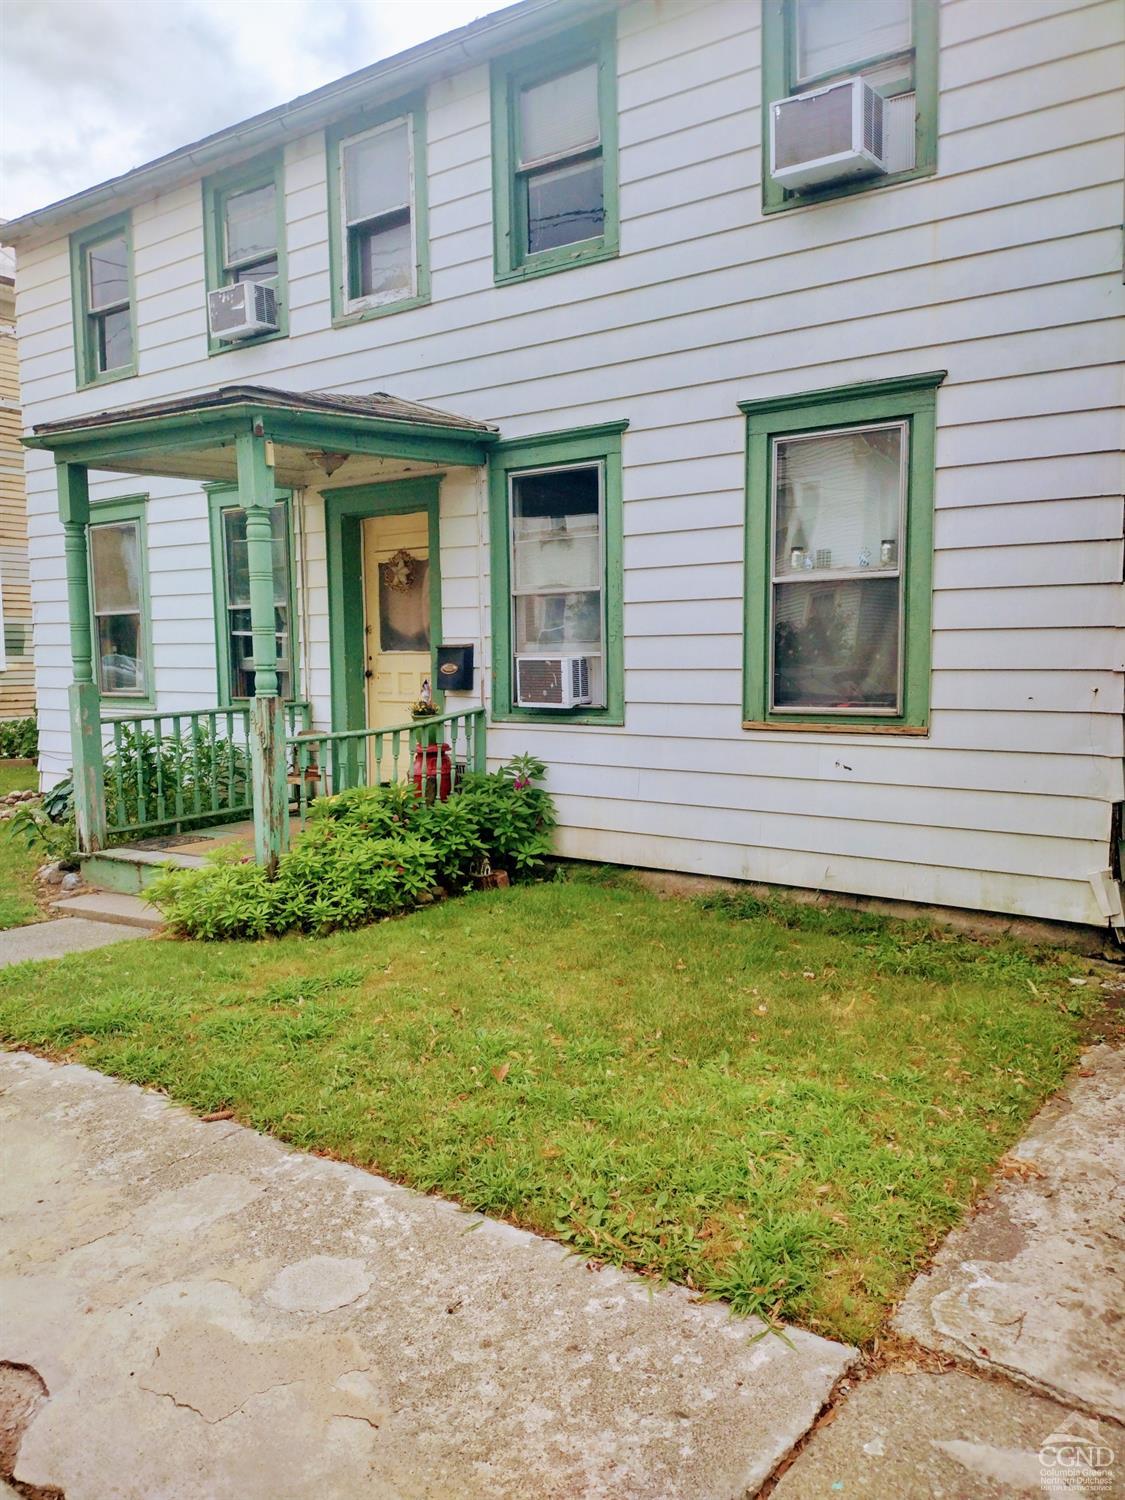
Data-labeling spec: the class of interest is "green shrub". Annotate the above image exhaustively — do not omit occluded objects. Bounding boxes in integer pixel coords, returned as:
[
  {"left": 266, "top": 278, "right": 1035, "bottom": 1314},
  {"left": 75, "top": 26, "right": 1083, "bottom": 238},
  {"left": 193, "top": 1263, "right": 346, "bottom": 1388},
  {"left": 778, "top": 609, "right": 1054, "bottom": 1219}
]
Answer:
[
  {"left": 0, "top": 717, "right": 38, "bottom": 759},
  {"left": 149, "top": 754, "right": 556, "bottom": 941},
  {"left": 104, "top": 723, "right": 249, "bottom": 830}
]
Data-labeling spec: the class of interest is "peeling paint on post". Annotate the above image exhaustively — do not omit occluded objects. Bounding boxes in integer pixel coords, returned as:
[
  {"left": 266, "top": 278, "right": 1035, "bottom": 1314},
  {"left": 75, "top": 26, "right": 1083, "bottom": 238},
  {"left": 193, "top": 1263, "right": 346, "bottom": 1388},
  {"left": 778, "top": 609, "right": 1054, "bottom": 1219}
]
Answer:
[
  {"left": 235, "top": 427, "right": 288, "bottom": 872},
  {"left": 58, "top": 462, "right": 106, "bottom": 852}
]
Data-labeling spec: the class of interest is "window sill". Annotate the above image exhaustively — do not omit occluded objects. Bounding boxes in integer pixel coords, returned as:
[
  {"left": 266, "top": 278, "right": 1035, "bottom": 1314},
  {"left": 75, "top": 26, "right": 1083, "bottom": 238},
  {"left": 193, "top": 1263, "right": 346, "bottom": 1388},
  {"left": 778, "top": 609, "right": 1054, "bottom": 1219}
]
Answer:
[
  {"left": 742, "top": 719, "right": 928, "bottom": 736},
  {"left": 762, "top": 159, "right": 936, "bottom": 214},
  {"left": 491, "top": 708, "right": 623, "bottom": 728},
  {"left": 495, "top": 240, "right": 617, "bottom": 286},
  {"left": 76, "top": 364, "right": 137, "bottom": 393},
  {"left": 100, "top": 699, "right": 156, "bottom": 716},
  {"left": 207, "top": 325, "right": 289, "bottom": 357},
  {"left": 332, "top": 293, "right": 430, "bottom": 328}
]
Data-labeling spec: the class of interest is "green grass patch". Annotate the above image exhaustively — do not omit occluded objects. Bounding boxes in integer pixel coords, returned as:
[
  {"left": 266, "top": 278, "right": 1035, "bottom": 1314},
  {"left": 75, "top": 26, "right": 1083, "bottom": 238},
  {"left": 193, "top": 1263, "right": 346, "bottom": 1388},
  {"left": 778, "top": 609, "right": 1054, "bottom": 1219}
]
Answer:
[
  {"left": 0, "top": 871, "right": 1099, "bottom": 1343},
  {"left": 0, "top": 760, "right": 42, "bottom": 930}
]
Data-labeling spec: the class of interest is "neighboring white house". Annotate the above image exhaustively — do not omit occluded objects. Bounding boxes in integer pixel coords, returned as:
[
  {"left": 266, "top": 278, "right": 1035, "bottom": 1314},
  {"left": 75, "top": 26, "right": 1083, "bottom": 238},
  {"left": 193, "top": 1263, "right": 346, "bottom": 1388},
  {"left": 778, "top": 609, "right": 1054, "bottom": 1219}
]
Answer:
[{"left": 3, "top": 0, "right": 1123, "bottom": 928}]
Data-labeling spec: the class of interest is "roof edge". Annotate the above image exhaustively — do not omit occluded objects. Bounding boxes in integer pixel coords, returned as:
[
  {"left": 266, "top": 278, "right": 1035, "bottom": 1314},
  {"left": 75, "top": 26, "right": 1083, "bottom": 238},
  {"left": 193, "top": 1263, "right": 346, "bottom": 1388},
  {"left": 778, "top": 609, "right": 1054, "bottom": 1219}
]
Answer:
[{"left": 3, "top": 0, "right": 616, "bottom": 249}]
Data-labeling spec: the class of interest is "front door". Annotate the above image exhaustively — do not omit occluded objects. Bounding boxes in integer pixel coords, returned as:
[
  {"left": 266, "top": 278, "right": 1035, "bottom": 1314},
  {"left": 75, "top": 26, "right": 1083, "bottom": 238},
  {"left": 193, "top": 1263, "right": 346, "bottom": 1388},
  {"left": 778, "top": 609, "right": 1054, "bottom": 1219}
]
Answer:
[{"left": 362, "top": 510, "right": 432, "bottom": 730}]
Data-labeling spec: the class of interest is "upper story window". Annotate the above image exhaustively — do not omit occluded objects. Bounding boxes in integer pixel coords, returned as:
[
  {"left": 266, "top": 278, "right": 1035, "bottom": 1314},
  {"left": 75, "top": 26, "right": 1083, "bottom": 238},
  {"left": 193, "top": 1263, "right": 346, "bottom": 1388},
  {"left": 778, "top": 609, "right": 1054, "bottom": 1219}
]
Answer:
[
  {"left": 88, "top": 496, "right": 150, "bottom": 703},
  {"left": 202, "top": 152, "right": 287, "bottom": 354},
  {"left": 326, "top": 97, "right": 430, "bottom": 325},
  {"left": 761, "top": 0, "right": 938, "bottom": 212},
  {"left": 70, "top": 214, "right": 136, "bottom": 388},
  {"left": 491, "top": 18, "right": 618, "bottom": 284}
]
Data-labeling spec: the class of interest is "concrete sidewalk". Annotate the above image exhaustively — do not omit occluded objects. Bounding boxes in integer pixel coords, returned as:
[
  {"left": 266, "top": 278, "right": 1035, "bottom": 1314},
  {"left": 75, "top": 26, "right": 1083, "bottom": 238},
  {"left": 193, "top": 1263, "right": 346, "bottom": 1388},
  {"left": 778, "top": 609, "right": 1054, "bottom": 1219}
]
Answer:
[
  {"left": 774, "top": 1044, "right": 1125, "bottom": 1498},
  {"left": 0, "top": 916, "right": 144, "bottom": 967},
  {"left": 0, "top": 1051, "right": 855, "bottom": 1499}
]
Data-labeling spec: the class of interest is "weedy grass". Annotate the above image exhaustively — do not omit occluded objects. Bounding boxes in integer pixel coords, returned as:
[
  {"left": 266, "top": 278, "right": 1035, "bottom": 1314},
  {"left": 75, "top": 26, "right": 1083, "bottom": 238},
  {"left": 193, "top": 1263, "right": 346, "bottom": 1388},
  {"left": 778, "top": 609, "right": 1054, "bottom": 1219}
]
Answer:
[
  {"left": 0, "top": 760, "right": 43, "bottom": 929},
  {"left": 0, "top": 869, "right": 1098, "bottom": 1344}
]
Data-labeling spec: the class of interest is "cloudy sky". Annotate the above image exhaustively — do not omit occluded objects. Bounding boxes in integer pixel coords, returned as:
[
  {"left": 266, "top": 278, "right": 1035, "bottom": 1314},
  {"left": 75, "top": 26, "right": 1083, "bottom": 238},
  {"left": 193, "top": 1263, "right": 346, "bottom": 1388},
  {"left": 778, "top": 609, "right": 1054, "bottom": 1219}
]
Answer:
[{"left": 1, "top": 0, "right": 511, "bottom": 224}]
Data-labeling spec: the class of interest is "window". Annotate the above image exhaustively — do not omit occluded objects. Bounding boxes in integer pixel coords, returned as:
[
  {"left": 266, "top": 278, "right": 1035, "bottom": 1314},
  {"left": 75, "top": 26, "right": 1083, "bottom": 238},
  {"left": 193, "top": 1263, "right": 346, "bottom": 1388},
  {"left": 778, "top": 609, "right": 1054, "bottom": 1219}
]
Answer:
[
  {"left": 88, "top": 497, "right": 150, "bottom": 702},
  {"left": 207, "top": 487, "right": 297, "bottom": 702},
  {"left": 202, "top": 153, "right": 287, "bottom": 352},
  {"left": 491, "top": 19, "right": 618, "bottom": 283},
  {"left": 741, "top": 372, "right": 944, "bottom": 731},
  {"left": 326, "top": 97, "right": 429, "bottom": 324},
  {"left": 760, "top": 0, "right": 938, "bottom": 211},
  {"left": 489, "top": 422, "right": 626, "bottom": 723},
  {"left": 70, "top": 214, "right": 136, "bottom": 387}
]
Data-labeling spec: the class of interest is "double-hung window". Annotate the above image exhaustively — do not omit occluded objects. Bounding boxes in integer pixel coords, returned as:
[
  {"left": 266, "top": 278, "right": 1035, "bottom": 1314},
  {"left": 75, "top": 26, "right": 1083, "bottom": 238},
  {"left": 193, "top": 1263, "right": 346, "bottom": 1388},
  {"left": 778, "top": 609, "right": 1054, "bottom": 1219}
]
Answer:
[
  {"left": 491, "top": 19, "right": 618, "bottom": 282},
  {"left": 741, "top": 373, "right": 944, "bottom": 731},
  {"left": 760, "top": 0, "right": 938, "bottom": 210},
  {"left": 202, "top": 152, "right": 287, "bottom": 351},
  {"left": 89, "top": 497, "right": 150, "bottom": 703},
  {"left": 489, "top": 423, "right": 625, "bottom": 723},
  {"left": 208, "top": 487, "right": 296, "bottom": 702},
  {"left": 70, "top": 214, "right": 136, "bottom": 387},
  {"left": 326, "top": 98, "right": 429, "bottom": 323}
]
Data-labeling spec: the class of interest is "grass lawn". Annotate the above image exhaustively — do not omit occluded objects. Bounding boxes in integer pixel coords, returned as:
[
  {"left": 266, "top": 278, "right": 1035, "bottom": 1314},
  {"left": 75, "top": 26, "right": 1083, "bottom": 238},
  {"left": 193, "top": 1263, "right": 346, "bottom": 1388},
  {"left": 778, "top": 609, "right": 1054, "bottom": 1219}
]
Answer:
[
  {"left": 0, "top": 760, "right": 42, "bottom": 930},
  {"left": 0, "top": 872, "right": 1101, "bottom": 1345}
]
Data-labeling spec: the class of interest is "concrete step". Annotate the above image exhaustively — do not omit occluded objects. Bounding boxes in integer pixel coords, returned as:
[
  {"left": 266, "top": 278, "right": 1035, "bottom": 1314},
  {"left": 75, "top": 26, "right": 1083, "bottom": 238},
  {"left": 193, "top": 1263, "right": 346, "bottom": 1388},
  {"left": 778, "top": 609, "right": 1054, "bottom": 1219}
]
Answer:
[
  {"left": 50, "top": 891, "right": 163, "bottom": 930},
  {"left": 80, "top": 846, "right": 207, "bottom": 895}
]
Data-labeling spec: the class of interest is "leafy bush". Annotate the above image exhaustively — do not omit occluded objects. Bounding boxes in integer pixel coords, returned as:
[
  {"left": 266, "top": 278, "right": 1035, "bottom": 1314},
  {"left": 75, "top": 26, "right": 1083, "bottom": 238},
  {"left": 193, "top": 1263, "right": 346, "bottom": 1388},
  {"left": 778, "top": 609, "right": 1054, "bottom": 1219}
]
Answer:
[
  {"left": 149, "top": 754, "right": 556, "bottom": 941},
  {"left": 4, "top": 803, "right": 78, "bottom": 865},
  {"left": 104, "top": 723, "right": 249, "bottom": 830},
  {"left": 0, "top": 717, "right": 38, "bottom": 759}
]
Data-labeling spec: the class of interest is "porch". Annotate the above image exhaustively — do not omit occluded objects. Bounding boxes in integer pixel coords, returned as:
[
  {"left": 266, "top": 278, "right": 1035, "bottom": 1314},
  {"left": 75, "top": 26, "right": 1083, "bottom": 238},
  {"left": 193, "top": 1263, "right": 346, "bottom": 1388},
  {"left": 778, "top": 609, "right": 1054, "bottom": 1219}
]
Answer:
[{"left": 24, "top": 384, "right": 497, "bottom": 870}]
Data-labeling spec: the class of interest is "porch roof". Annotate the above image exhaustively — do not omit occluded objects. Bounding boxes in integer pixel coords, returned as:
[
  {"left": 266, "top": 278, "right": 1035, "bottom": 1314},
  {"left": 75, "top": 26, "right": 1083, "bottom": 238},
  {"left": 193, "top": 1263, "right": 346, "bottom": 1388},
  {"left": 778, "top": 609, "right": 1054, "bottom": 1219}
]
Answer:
[{"left": 24, "top": 383, "right": 499, "bottom": 486}]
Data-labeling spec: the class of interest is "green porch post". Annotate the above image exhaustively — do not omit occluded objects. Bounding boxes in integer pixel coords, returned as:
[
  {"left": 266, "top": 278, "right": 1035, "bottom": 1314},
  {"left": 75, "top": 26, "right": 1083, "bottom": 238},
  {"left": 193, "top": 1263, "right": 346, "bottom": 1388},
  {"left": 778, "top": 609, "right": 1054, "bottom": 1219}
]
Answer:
[
  {"left": 235, "top": 428, "right": 288, "bottom": 872},
  {"left": 58, "top": 461, "right": 107, "bottom": 852}
]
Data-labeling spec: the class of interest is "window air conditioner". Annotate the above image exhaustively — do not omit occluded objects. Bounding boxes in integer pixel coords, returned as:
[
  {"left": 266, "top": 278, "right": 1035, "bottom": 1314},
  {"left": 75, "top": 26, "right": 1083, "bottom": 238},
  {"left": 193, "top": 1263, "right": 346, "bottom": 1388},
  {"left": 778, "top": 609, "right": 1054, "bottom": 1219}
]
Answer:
[
  {"left": 514, "top": 655, "right": 593, "bottom": 709},
  {"left": 207, "top": 281, "right": 279, "bottom": 341},
  {"left": 771, "top": 77, "right": 887, "bottom": 191}
]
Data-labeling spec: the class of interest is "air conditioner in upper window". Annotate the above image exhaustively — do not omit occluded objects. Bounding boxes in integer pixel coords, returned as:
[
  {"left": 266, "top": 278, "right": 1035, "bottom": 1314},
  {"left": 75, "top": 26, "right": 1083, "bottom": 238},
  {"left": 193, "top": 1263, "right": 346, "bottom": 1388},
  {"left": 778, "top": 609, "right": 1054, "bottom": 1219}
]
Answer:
[
  {"left": 207, "top": 281, "right": 278, "bottom": 341},
  {"left": 515, "top": 654, "right": 593, "bottom": 709},
  {"left": 770, "top": 77, "right": 887, "bottom": 191}
]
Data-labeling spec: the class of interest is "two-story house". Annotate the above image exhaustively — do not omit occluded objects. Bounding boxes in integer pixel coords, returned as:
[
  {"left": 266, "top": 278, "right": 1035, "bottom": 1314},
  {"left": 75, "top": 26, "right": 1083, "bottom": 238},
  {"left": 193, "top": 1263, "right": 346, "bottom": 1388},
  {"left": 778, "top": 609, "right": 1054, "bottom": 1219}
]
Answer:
[{"left": 3, "top": 0, "right": 1123, "bottom": 932}]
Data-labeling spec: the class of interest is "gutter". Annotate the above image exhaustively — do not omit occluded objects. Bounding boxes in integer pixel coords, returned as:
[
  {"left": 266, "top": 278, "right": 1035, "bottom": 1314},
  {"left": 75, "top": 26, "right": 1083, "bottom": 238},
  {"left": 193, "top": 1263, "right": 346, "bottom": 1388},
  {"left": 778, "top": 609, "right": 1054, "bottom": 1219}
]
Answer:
[{"left": 2, "top": 0, "right": 616, "bottom": 249}]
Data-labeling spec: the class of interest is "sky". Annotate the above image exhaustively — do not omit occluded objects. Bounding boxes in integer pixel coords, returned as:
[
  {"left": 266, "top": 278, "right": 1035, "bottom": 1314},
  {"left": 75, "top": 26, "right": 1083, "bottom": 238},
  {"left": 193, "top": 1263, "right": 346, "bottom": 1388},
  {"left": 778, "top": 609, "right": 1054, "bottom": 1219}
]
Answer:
[{"left": 0, "top": 0, "right": 512, "bottom": 228}]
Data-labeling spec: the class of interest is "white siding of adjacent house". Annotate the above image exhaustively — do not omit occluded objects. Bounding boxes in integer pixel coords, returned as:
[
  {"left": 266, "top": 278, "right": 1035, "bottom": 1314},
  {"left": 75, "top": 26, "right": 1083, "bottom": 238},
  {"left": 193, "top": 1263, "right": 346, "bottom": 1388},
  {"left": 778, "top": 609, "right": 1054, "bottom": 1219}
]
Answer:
[{"left": 15, "top": 0, "right": 1125, "bottom": 925}]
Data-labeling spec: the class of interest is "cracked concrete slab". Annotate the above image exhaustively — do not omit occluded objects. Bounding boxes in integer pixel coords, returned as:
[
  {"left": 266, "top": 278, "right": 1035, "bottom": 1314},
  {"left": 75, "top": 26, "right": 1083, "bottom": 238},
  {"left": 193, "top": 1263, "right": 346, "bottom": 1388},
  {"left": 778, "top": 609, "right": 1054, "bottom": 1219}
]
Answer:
[
  {"left": 772, "top": 1370, "right": 1125, "bottom": 1499},
  {"left": 0, "top": 1051, "right": 856, "bottom": 1499},
  {"left": 895, "top": 1045, "right": 1125, "bottom": 1423}
]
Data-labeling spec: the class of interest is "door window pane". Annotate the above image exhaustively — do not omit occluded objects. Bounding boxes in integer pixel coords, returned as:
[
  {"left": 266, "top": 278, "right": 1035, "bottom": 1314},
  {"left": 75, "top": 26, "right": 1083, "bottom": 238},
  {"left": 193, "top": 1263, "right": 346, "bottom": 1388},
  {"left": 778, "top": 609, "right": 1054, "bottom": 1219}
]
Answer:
[
  {"left": 519, "top": 63, "right": 600, "bottom": 166},
  {"left": 353, "top": 213, "right": 413, "bottom": 299},
  {"left": 796, "top": 0, "right": 912, "bottom": 81},
  {"left": 774, "top": 425, "right": 904, "bottom": 576},
  {"left": 773, "top": 576, "right": 899, "bottom": 710},
  {"left": 378, "top": 556, "right": 430, "bottom": 652},
  {"left": 343, "top": 120, "right": 410, "bottom": 222},
  {"left": 527, "top": 158, "right": 604, "bottom": 254},
  {"left": 224, "top": 183, "right": 276, "bottom": 266},
  {"left": 87, "top": 236, "right": 128, "bottom": 309}
]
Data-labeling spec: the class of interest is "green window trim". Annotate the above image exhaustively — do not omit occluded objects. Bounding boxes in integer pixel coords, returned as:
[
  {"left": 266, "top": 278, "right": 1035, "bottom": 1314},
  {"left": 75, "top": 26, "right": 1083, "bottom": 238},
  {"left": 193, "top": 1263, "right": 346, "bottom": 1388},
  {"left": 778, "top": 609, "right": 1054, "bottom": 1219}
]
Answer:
[
  {"left": 760, "top": 0, "right": 939, "bottom": 214},
  {"left": 201, "top": 151, "right": 289, "bottom": 356},
  {"left": 69, "top": 212, "right": 138, "bottom": 390},
  {"left": 325, "top": 93, "right": 430, "bottom": 327},
  {"left": 490, "top": 17, "right": 619, "bottom": 286},
  {"left": 88, "top": 493, "right": 153, "bottom": 710},
  {"left": 740, "top": 371, "right": 945, "bottom": 733},
  {"left": 488, "top": 420, "right": 627, "bottom": 726},
  {"left": 206, "top": 484, "right": 300, "bottom": 705}
]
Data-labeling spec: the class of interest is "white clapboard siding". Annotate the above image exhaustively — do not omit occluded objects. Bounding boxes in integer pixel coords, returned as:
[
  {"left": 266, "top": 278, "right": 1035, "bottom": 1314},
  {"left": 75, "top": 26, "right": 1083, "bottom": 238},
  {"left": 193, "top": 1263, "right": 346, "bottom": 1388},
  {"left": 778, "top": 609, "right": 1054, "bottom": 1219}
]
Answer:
[{"left": 17, "top": 0, "right": 1125, "bottom": 925}]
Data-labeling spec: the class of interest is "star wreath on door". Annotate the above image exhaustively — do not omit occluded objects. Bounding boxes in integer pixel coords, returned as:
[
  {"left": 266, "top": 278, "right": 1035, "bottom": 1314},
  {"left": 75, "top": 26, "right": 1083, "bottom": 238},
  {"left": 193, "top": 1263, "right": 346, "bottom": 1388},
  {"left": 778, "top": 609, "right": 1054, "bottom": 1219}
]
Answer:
[{"left": 381, "top": 548, "right": 418, "bottom": 593}]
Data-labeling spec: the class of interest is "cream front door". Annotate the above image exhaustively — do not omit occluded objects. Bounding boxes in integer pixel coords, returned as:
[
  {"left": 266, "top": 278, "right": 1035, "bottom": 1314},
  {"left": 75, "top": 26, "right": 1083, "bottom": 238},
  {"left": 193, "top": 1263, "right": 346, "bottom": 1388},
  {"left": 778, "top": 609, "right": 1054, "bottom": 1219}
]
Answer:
[{"left": 362, "top": 511, "right": 432, "bottom": 731}]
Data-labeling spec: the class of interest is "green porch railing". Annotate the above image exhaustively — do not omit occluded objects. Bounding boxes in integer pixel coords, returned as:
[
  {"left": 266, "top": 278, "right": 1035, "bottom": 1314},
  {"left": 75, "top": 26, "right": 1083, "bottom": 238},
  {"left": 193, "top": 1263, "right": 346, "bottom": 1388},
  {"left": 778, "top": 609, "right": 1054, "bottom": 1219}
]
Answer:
[
  {"left": 288, "top": 707, "right": 487, "bottom": 826},
  {"left": 100, "top": 701, "right": 311, "bottom": 837}
]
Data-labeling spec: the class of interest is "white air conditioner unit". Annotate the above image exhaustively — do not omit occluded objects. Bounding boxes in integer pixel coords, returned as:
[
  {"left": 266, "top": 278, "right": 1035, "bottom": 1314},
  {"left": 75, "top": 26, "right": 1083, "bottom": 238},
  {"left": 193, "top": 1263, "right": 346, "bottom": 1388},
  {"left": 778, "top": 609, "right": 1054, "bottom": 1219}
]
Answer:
[
  {"left": 207, "top": 281, "right": 279, "bottom": 341},
  {"left": 515, "top": 654, "right": 593, "bottom": 709},
  {"left": 771, "top": 77, "right": 886, "bottom": 191}
]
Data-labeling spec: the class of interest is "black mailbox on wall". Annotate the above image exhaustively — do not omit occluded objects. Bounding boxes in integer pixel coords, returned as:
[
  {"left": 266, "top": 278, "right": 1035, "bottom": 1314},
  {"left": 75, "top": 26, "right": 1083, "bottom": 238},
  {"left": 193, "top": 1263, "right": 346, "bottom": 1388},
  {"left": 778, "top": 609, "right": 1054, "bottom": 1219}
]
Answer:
[{"left": 436, "top": 644, "right": 474, "bottom": 692}]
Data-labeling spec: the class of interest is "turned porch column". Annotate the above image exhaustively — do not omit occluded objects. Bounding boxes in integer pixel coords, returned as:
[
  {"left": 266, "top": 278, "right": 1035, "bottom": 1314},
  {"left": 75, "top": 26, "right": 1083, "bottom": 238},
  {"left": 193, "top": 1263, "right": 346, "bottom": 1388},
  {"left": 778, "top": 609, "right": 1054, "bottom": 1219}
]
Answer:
[
  {"left": 57, "top": 460, "right": 107, "bottom": 853},
  {"left": 235, "top": 428, "right": 288, "bottom": 872}
]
